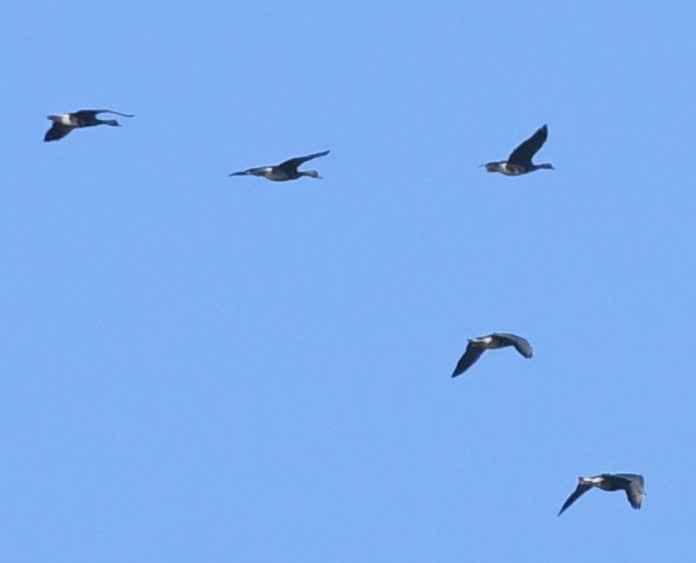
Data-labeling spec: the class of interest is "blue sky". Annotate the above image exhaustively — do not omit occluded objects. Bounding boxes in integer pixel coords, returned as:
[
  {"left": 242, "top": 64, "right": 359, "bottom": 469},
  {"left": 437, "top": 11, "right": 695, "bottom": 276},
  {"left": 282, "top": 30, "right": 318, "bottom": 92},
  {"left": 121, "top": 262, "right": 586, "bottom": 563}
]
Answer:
[{"left": 2, "top": 1, "right": 695, "bottom": 561}]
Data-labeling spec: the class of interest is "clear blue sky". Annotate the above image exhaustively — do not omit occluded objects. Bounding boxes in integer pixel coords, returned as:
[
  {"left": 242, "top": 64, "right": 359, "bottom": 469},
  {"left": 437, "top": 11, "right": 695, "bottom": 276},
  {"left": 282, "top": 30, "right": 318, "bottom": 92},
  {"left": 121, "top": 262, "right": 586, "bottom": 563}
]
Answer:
[{"left": 2, "top": 2, "right": 695, "bottom": 561}]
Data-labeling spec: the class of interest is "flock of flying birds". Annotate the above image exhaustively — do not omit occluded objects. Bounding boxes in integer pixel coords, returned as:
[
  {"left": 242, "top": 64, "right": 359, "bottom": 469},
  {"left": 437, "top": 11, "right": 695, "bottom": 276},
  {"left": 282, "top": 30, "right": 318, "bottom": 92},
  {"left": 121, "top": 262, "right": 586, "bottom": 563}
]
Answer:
[
  {"left": 450, "top": 332, "right": 645, "bottom": 516},
  {"left": 44, "top": 109, "right": 645, "bottom": 516}
]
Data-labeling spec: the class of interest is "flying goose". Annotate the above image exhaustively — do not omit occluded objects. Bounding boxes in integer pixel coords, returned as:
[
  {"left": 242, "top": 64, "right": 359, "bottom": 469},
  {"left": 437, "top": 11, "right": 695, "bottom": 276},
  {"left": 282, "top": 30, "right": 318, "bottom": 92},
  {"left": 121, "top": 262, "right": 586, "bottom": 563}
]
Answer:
[
  {"left": 558, "top": 473, "right": 645, "bottom": 516},
  {"left": 44, "top": 109, "right": 134, "bottom": 142},
  {"left": 483, "top": 125, "right": 553, "bottom": 175},
  {"left": 451, "top": 333, "right": 533, "bottom": 377},
  {"left": 229, "top": 150, "right": 330, "bottom": 181}
]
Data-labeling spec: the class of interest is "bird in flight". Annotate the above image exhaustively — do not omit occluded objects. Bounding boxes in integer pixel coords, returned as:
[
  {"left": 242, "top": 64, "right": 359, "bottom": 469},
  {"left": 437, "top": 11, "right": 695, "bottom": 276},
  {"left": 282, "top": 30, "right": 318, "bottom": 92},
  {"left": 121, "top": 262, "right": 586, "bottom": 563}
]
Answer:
[
  {"left": 44, "top": 109, "right": 134, "bottom": 142},
  {"left": 229, "top": 150, "right": 330, "bottom": 181},
  {"left": 451, "top": 333, "right": 532, "bottom": 377},
  {"left": 558, "top": 473, "right": 645, "bottom": 516},
  {"left": 483, "top": 125, "right": 553, "bottom": 175}
]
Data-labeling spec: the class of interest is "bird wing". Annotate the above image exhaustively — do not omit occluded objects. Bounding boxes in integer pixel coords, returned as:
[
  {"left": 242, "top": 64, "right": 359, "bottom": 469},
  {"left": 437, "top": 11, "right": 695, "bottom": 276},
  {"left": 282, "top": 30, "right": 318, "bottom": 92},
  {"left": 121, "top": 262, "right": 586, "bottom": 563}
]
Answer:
[
  {"left": 451, "top": 343, "right": 485, "bottom": 378},
  {"left": 507, "top": 125, "right": 548, "bottom": 165},
  {"left": 80, "top": 109, "right": 135, "bottom": 118},
  {"left": 97, "top": 109, "right": 135, "bottom": 117},
  {"left": 615, "top": 474, "right": 644, "bottom": 509},
  {"left": 228, "top": 166, "right": 267, "bottom": 176},
  {"left": 71, "top": 110, "right": 101, "bottom": 126},
  {"left": 44, "top": 121, "right": 72, "bottom": 142},
  {"left": 493, "top": 333, "right": 533, "bottom": 359},
  {"left": 558, "top": 482, "right": 593, "bottom": 516},
  {"left": 278, "top": 150, "right": 330, "bottom": 171}
]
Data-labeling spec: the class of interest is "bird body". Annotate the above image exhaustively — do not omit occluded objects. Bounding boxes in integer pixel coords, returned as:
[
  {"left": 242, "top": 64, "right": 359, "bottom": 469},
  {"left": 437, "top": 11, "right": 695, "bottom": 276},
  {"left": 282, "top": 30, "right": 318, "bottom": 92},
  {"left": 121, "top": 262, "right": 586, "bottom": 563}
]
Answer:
[
  {"left": 451, "top": 332, "right": 532, "bottom": 377},
  {"left": 229, "top": 150, "right": 330, "bottom": 181},
  {"left": 484, "top": 125, "right": 553, "bottom": 175},
  {"left": 44, "top": 109, "right": 134, "bottom": 142},
  {"left": 558, "top": 473, "right": 645, "bottom": 516}
]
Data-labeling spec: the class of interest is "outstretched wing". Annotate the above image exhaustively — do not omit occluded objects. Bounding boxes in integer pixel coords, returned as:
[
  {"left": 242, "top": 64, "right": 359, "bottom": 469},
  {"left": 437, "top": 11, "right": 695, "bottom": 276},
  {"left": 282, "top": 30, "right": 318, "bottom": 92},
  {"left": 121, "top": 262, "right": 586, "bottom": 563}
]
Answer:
[
  {"left": 507, "top": 125, "right": 548, "bottom": 166},
  {"left": 44, "top": 121, "right": 72, "bottom": 142},
  {"left": 493, "top": 333, "right": 533, "bottom": 359},
  {"left": 278, "top": 150, "right": 330, "bottom": 171},
  {"left": 558, "top": 482, "right": 593, "bottom": 516},
  {"left": 615, "top": 474, "right": 644, "bottom": 509},
  {"left": 228, "top": 166, "right": 268, "bottom": 177},
  {"left": 451, "top": 343, "right": 485, "bottom": 378},
  {"left": 70, "top": 110, "right": 103, "bottom": 127},
  {"left": 82, "top": 109, "right": 135, "bottom": 118},
  {"left": 71, "top": 109, "right": 134, "bottom": 126}
]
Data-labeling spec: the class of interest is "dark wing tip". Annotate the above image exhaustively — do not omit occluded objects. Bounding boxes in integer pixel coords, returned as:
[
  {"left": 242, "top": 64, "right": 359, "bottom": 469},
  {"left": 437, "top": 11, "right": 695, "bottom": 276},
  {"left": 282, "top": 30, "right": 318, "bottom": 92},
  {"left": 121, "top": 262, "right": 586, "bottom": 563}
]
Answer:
[
  {"left": 494, "top": 333, "right": 533, "bottom": 359},
  {"left": 625, "top": 475, "right": 645, "bottom": 509},
  {"left": 557, "top": 483, "right": 590, "bottom": 516},
  {"left": 305, "top": 149, "right": 330, "bottom": 161},
  {"left": 304, "top": 149, "right": 331, "bottom": 160},
  {"left": 44, "top": 124, "right": 68, "bottom": 142},
  {"left": 451, "top": 359, "right": 467, "bottom": 378},
  {"left": 451, "top": 346, "right": 484, "bottom": 378},
  {"left": 508, "top": 125, "right": 548, "bottom": 164},
  {"left": 557, "top": 499, "right": 572, "bottom": 517},
  {"left": 92, "top": 109, "right": 136, "bottom": 118},
  {"left": 279, "top": 150, "right": 330, "bottom": 171},
  {"left": 451, "top": 362, "right": 471, "bottom": 378}
]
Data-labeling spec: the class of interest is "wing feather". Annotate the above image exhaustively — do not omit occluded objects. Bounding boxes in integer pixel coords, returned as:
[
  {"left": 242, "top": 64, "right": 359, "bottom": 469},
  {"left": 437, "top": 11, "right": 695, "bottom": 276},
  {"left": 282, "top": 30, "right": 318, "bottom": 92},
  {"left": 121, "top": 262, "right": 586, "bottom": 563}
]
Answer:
[
  {"left": 558, "top": 482, "right": 593, "bottom": 516},
  {"left": 279, "top": 150, "right": 330, "bottom": 171},
  {"left": 451, "top": 344, "right": 485, "bottom": 377},
  {"left": 507, "top": 125, "right": 548, "bottom": 165},
  {"left": 493, "top": 333, "right": 533, "bottom": 359},
  {"left": 44, "top": 122, "right": 72, "bottom": 142},
  {"left": 619, "top": 474, "right": 645, "bottom": 509}
]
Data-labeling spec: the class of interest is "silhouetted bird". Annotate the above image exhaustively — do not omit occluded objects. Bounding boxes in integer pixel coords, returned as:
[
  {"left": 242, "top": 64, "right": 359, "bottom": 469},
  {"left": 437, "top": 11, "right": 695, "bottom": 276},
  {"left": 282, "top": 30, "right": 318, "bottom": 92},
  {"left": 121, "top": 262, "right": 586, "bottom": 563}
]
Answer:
[
  {"left": 44, "top": 109, "right": 134, "bottom": 142},
  {"left": 483, "top": 125, "right": 553, "bottom": 175},
  {"left": 229, "top": 150, "right": 330, "bottom": 181},
  {"left": 558, "top": 473, "right": 645, "bottom": 516},
  {"left": 451, "top": 333, "right": 532, "bottom": 377}
]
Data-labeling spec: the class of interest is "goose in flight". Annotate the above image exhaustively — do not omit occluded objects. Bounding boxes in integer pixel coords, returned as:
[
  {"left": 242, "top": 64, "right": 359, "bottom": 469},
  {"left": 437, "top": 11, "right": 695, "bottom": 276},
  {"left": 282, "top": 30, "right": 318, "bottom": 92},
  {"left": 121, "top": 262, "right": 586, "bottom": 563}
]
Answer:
[
  {"left": 44, "top": 109, "right": 134, "bottom": 142},
  {"left": 229, "top": 150, "right": 330, "bottom": 181},
  {"left": 451, "top": 332, "right": 533, "bottom": 377},
  {"left": 483, "top": 125, "right": 553, "bottom": 175},
  {"left": 558, "top": 473, "right": 645, "bottom": 516}
]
